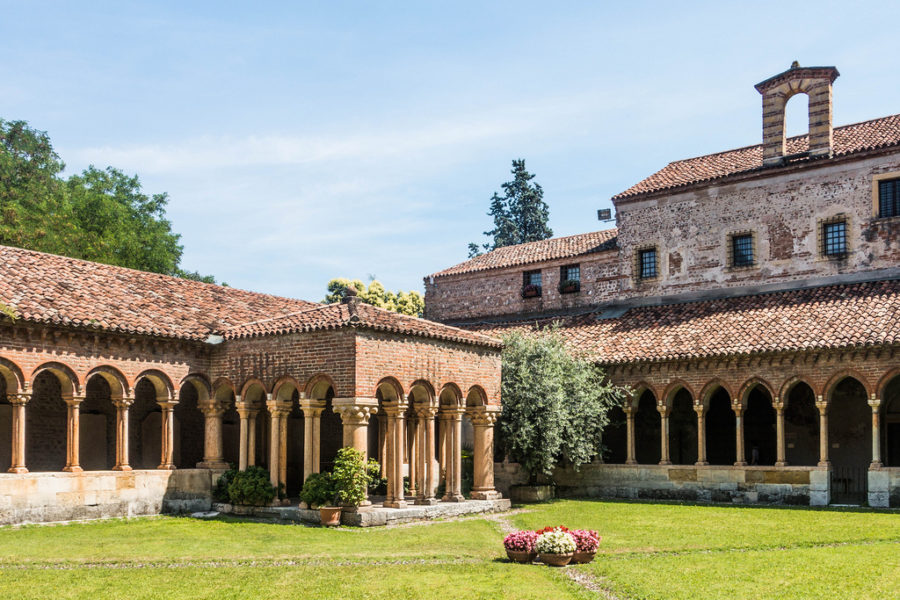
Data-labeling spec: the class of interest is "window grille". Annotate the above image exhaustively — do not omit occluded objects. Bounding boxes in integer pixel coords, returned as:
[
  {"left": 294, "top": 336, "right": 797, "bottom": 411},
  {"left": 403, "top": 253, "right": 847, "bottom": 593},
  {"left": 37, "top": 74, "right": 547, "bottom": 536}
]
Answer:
[
  {"left": 823, "top": 220, "right": 847, "bottom": 257},
  {"left": 731, "top": 234, "right": 754, "bottom": 267},
  {"left": 561, "top": 265, "right": 580, "bottom": 282},
  {"left": 879, "top": 178, "right": 900, "bottom": 218},
  {"left": 639, "top": 248, "right": 657, "bottom": 279}
]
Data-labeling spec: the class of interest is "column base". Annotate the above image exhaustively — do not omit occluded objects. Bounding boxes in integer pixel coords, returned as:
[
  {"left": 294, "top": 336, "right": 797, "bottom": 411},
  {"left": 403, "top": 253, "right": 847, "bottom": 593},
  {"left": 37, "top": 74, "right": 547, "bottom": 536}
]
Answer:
[
  {"left": 63, "top": 465, "right": 83, "bottom": 473},
  {"left": 659, "top": 461, "right": 672, "bottom": 466},
  {"left": 383, "top": 500, "right": 408, "bottom": 509},
  {"left": 197, "top": 460, "right": 230, "bottom": 470},
  {"left": 442, "top": 494, "right": 465, "bottom": 503},
  {"left": 7, "top": 467, "right": 28, "bottom": 474},
  {"left": 415, "top": 497, "right": 439, "bottom": 505},
  {"left": 734, "top": 461, "right": 748, "bottom": 467},
  {"left": 694, "top": 461, "right": 708, "bottom": 467},
  {"left": 157, "top": 464, "right": 177, "bottom": 470},
  {"left": 471, "top": 490, "right": 502, "bottom": 500},
  {"left": 817, "top": 461, "right": 831, "bottom": 468},
  {"left": 870, "top": 461, "right": 883, "bottom": 469},
  {"left": 112, "top": 465, "right": 132, "bottom": 472},
  {"left": 774, "top": 461, "right": 788, "bottom": 468},
  {"left": 625, "top": 459, "right": 638, "bottom": 465}
]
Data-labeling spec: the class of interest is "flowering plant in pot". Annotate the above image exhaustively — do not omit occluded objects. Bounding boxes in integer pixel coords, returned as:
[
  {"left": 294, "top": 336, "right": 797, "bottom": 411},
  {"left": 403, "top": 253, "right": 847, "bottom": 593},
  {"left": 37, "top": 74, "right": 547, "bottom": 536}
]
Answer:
[
  {"left": 558, "top": 279, "right": 580, "bottom": 294},
  {"left": 534, "top": 527, "right": 576, "bottom": 567},
  {"left": 521, "top": 283, "right": 541, "bottom": 298},
  {"left": 503, "top": 530, "right": 539, "bottom": 563},
  {"left": 570, "top": 529, "right": 601, "bottom": 563}
]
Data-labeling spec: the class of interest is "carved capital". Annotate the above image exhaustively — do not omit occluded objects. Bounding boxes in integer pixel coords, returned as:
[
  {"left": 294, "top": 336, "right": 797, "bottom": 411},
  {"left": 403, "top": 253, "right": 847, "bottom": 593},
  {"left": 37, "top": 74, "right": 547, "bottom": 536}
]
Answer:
[
  {"left": 113, "top": 396, "right": 134, "bottom": 409},
  {"left": 332, "top": 397, "right": 378, "bottom": 425},
  {"left": 7, "top": 392, "right": 31, "bottom": 406},
  {"left": 200, "top": 403, "right": 225, "bottom": 418},
  {"left": 468, "top": 407, "right": 500, "bottom": 426},
  {"left": 158, "top": 400, "right": 178, "bottom": 411},
  {"left": 415, "top": 406, "right": 438, "bottom": 420},
  {"left": 868, "top": 396, "right": 882, "bottom": 410},
  {"left": 65, "top": 395, "right": 86, "bottom": 407}
]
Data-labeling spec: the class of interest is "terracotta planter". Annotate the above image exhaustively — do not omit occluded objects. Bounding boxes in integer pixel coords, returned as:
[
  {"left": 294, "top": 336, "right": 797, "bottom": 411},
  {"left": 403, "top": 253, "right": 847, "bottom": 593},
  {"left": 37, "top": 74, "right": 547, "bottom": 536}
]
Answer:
[
  {"left": 506, "top": 549, "right": 537, "bottom": 563},
  {"left": 509, "top": 484, "right": 555, "bottom": 504},
  {"left": 538, "top": 552, "right": 573, "bottom": 567},
  {"left": 319, "top": 506, "right": 342, "bottom": 527},
  {"left": 571, "top": 550, "right": 596, "bottom": 564}
]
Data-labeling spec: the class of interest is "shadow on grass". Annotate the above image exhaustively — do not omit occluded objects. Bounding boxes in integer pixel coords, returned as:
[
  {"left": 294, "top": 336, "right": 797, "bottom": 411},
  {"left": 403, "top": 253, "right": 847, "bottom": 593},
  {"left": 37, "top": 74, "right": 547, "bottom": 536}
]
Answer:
[{"left": 519, "top": 496, "right": 899, "bottom": 515}]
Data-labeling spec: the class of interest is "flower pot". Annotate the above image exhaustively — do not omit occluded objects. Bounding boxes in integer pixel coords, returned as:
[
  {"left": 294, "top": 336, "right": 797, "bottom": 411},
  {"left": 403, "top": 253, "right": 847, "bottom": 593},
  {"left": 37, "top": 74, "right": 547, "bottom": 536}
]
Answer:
[
  {"left": 571, "top": 551, "right": 596, "bottom": 564},
  {"left": 319, "top": 506, "right": 342, "bottom": 527},
  {"left": 231, "top": 504, "right": 254, "bottom": 515},
  {"left": 506, "top": 549, "right": 537, "bottom": 563},
  {"left": 509, "top": 484, "right": 555, "bottom": 504},
  {"left": 538, "top": 552, "right": 573, "bottom": 567}
]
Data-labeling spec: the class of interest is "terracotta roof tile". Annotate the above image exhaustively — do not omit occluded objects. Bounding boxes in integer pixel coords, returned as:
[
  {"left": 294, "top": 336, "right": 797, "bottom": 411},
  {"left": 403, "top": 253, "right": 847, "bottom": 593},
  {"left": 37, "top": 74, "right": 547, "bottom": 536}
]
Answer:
[
  {"left": 224, "top": 301, "right": 502, "bottom": 347},
  {"left": 0, "top": 244, "right": 501, "bottom": 348},
  {"left": 467, "top": 280, "right": 900, "bottom": 363},
  {"left": 613, "top": 114, "right": 900, "bottom": 200},
  {"left": 430, "top": 229, "right": 617, "bottom": 278}
]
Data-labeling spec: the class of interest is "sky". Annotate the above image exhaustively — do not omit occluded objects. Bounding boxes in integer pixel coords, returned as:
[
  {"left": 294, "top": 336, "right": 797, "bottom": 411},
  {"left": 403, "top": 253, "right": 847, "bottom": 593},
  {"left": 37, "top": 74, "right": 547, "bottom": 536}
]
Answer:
[{"left": 2, "top": 1, "right": 900, "bottom": 301}]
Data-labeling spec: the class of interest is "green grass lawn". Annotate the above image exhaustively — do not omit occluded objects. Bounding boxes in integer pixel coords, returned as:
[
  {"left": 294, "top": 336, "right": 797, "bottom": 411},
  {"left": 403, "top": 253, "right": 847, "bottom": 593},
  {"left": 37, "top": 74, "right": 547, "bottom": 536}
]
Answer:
[{"left": 1, "top": 500, "right": 897, "bottom": 599}]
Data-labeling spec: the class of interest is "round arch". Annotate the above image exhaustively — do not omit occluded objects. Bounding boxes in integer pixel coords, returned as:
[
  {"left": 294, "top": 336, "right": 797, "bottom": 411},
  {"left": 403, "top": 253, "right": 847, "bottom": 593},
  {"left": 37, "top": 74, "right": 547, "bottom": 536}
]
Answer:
[
  {"left": 465, "top": 385, "right": 487, "bottom": 408},
  {"left": 305, "top": 374, "right": 336, "bottom": 400},
  {"left": 135, "top": 370, "right": 175, "bottom": 401},
  {"left": 32, "top": 362, "right": 80, "bottom": 397},
  {"left": 0, "top": 356, "right": 25, "bottom": 392},
  {"left": 408, "top": 380, "right": 436, "bottom": 406},
  {"left": 240, "top": 378, "right": 269, "bottom": 404},
  {"left": 86, "top": 366, "right": 128, "bottom": 399},
  {"left": 438, "top": 383, "right": 462, "bottom": 408},
  {"left": 376, "top": 377, "right": 406, "bottom": 404}
]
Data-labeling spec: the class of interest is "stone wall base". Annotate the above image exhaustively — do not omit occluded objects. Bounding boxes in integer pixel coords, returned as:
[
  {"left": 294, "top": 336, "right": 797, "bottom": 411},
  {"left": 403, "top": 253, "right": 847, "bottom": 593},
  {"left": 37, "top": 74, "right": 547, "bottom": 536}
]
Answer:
[{"left": 0, "top": 469, "right": 222, "bottom": 526}]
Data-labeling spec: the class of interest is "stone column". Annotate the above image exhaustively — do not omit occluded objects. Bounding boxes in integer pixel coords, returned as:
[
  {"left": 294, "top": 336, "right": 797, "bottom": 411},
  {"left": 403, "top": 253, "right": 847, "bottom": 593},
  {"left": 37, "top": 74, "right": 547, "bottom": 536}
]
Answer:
[
  {"left": 112, "top": 397, "right": 133, "bottom": 471},
  {"left": 774, "top": 399, "right": 787, "bottom": 467},
  {"left": 734, "top": 400, "right": 747, "bottom": 467},
  {"left": 332, "top": 398, "right": 378, "bottom": 456},
  {"left": 247, "top": 409, "right": 258, "bottom": 467},
  {"left": 300, "top": 399, "right": 325, "bottom": 482},
  {"left": 658, "top": 404, "right": 671, "bottom": 466},
  {"left": 198, "top": 404, "right": 227, "bottom": 469},
  {"left": 158, "top": 400, "right": 177, "bottom": 470},
  {"left": 383, "top": 404, "right": 408, "bottom": 508},
  {"left": 407, "top": 414, "right": 418, "bottom": 499},
  {"left": 267, "top": 398, "right": 283, "bottom": 487},
  {"left": 469, "top": 407, "right": 501, "bottom": 500},
  {"left": 237, "top": 403, "right": 251, "bottom": 471},
  {"left": 694, "top": 404, "right": 708, "bottom": 466},
  {"left": 415, "top": 406, "right": 436, "bottom": 504},
  {"left": 869, "top": 396, "right": 882, "bottom": 469},
  {"left": 8, "top": 392, "right": 30, "bottom": 473},
  {"left": 63, "top": 395, "right": 85, "bottom": 473},
  {"left": 624, "top": 406, "right": 637, "bottom": 465},
  {"left": 816, "top": 397, "right": 830, "bottom": 467},
  {"left": 279, "top": 411, "right": 288, "bottom": 487},
  {"left": 447, "top": 409, "right": 464, "bottom": 502},
  {"left": 438, "top": 413, "right": 449, "bottom": 486},
  {"left": 377, "top": 413, "right": 387, "bottom": 476}
]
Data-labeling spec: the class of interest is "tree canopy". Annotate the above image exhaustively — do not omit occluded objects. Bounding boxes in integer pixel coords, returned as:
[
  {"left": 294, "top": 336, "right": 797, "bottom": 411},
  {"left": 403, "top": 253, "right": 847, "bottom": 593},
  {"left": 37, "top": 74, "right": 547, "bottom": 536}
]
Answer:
[
  {"left": 323, "top": 278, "right": 425, "bottom": 317},
  {"left": 498, "top": 326, "right": 626, "bottom": 482},
  {"left": 468, "top": 159, "right": 553, "bottom": 258},
  {"left": 0, "top": 118, "right": 216, "bottom": 282}
]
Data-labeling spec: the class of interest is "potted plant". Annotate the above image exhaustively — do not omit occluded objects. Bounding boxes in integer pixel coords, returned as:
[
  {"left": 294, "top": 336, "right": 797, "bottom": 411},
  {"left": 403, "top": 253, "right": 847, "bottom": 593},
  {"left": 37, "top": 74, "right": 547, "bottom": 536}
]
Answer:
[
  {"left": 558, "top": 279, "right": 580, "bottom": 294},
  {"left": 534, "top": 527, "right": 576, "bottom": 567},
  {"left": 521, "top": 283, "right": 541, "bottom": 298},
  {"left": 332, "top": 446, "right": 369, "bottom": 512},
  {"left": 570, "top": 529, "right": 600, "bottom": 563},
  {"left": 299, "top": 472, "right": 340, "bottom": 525},
  {"left": 503, "top": 530, "right": 539, "bottom": 563},
  {"left": 226, "top": 465, "right": 277, "bottom": 514}
]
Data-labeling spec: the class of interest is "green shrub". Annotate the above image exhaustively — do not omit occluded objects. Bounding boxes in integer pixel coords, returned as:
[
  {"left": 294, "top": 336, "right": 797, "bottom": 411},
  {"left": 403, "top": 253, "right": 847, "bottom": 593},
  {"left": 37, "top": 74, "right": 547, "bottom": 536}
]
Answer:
[
  {"left": 226, "top": 466, "right": 277, "bottom": 506},
  {"left": 300, "top": 472, "right": 335, "bottom": 507},
  {"left": 366, "top": 458, "right": 386, "bottom": 494},
  {"left": 213, "top": 465, "right": 237, "bottom": 503},
  {"left": 332, "top": 447, "right": 368, "bottom": 507}
]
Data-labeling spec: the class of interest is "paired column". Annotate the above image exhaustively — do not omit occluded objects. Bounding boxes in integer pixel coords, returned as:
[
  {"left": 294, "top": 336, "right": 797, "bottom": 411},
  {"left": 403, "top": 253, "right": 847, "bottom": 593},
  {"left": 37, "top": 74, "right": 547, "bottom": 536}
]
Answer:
[
  {"left": 407, "top": 416, "right": 418, "bottom": 499},
  {"left": 266, "top": 398, "right": 288, "bottom": 488},
  {"left": 237, "top": 400, "right": 251, "bottom": 471},
  {"left": 657, "top": 404, "right": 671, "bottom": 465},
  {"left": 624, "top": 406, "right": 637, "bottom": 465},
  {"left": 63, "top": 395, "right": 85, "bottom": 473},
  {"left": 442, "top": 408, "right": 464, "bottom": 502},
  {"left": 8, "top": 392, "right": 30, "bottom": 473},
  {"left": 694, "top": 404, "right": 708, "bottom": 466},
  {"left": 774, "top": 399, "right": 787, "bottom": 467},
  {"left": 112, "top": 397, "right": 134, "bottom": 471},
  {"left": 158, "top": 399, "right": 177, "bottom": 470},
  {"left": 383, "top": 403, "right": 408, "bottom": 508},
  {"left": 415, "top": 406, "right": 438, "bottom": 504},
  {"left": 816, "top": 397, "right": 830, "bottom": 467},
  {"left": 869, "top": 396, "right": 882, "bottom": 469},
  {"left": 734, "top": 400, "right": 747, "bottom": 467},
  {"left": 198, "top": 403, "right": 227, "bottom": 469},
  {"left": 300, "top": 399, "right": 325, "bottom": 481},
  {"left": 469, "top": 407, "right": 501, "bottom": 500},
  {"left": 247, "top": 409, "right": 258, "bottom": 467}
]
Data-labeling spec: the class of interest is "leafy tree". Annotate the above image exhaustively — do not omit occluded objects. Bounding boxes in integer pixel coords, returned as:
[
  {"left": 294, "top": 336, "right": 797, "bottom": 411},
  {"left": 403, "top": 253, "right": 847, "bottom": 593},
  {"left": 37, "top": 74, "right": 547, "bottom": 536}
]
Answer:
[
  {"left": 498, "top": 326, "right": 626, "bottom": 483},
  {"left": 0, "top": 118, "right": 216, "bottom": 282},
  {"left": 324, "top": 278, "right": 425, "bottom": 317},
  {"left": 469, "top": 159, "right": 553, "bottom": 258}
]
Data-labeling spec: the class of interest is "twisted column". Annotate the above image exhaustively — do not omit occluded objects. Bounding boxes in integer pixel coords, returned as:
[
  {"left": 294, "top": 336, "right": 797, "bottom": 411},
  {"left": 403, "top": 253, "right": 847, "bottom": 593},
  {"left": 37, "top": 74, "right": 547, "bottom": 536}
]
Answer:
[
  {"left": 63, "top": 395, "right": 85, "bottom": 473},
  {"left": 469, "top": 406, "right": 501, "bottom": 500},
  {"left": 112, "top": 397, "right": 134, "bottom": 471},
  {"left": 8, "top": 392, "right": 30, "bottom": 473}
]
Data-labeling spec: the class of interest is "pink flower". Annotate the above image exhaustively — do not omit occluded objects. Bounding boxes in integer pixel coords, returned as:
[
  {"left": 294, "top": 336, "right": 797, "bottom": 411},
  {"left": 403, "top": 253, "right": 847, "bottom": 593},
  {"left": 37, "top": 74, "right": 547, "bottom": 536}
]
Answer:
[
  {"left": 570, "top": 529, "right": 601, "bottom": 553},
  {"left": 503, "top": 530, "right": 539, "bottom": 552}
]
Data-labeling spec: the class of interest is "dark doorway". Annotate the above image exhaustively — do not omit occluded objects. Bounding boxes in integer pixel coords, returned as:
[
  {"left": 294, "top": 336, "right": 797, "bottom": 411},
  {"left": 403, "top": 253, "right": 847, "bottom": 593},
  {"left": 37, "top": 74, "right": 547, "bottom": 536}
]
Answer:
[
  {"left": 828, "top": 377, "right": 870, "bottom": 504},
  {"left": 883, "top": 376, "right": 900, "bottom": 467},
  {"left": 785, "top": 382, "right": 818, "bottom": 466},
  {"left": 635, "top": 390, "right": 661, "bottom": 464},
  {"left": 744, "top": 387, "right": 776, "bottom": 466},
  {"left": 81, "top": 376, "right": 116, "bottom": 470},
  {"left": 669, "top": 389, "right": 697, "bottom": 465},
  {"left": 26, "top": 372, "right": 67, "bottom": 472},
  {"left": 175, "top": 384, "right": 205, "bottom": 469},
  {"left": 706, "top": 388, "right": 735, "bottom": 465}
]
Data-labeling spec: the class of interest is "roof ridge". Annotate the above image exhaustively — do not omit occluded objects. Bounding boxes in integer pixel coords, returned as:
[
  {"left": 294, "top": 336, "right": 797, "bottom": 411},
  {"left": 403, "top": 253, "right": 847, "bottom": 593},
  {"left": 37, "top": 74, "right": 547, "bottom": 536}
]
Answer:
[{"left": 222, "top": 302, "right": 339, "bottom": 332}]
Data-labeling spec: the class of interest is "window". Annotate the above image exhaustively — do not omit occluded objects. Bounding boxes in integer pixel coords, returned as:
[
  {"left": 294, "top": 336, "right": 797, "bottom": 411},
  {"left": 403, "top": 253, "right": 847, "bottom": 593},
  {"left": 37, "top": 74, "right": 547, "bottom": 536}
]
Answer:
[
  {"left": 731, "top": 233, "right": 754, "bottom": 268},
  {"left": 559, "top": 264, "right": 580, "bottom": 293},
  {"left": 822, "top": 220, "right": 847, "bottom": 257},
  {"left": 879, "top": 178, "right": 900, "bottom": 218},
  {"left": 638, "top": 248, "right": 657, "bottom": 280},
  {"left": 522, "top": 270, "right": 542, "bottom": 297}
]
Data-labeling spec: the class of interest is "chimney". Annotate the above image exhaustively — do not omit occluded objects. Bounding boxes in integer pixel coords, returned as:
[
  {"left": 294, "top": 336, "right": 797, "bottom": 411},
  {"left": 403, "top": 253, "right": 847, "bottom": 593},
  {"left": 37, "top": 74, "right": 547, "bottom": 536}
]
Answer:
[{"left": 754, "top": 62, "right": 840, "bottom": 166}]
